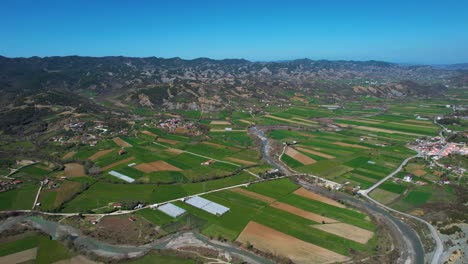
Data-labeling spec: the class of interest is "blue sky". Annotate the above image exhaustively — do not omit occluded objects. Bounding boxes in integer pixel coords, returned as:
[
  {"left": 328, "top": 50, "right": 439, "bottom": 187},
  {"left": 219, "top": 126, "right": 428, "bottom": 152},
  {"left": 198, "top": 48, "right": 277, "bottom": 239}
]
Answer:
[{"left": 1, "top": 0, "right": 467, "bottom": 64}]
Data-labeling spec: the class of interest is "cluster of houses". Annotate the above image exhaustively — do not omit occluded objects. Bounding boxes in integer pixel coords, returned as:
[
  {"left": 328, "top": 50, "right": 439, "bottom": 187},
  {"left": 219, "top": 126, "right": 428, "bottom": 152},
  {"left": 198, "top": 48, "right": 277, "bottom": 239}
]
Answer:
[
  {"left": 0, "top": 179, "right": 22, "bottom": 193},
  {"left": 42, "top": 178, "right": 59, "bottom": 189},
  {"left": 412, "top": 137, "right": 466, "bottom": 159},
  {"left": 51, "top": 120, "right": 126, "bottom": 147},
  {"left": 392, "top": 175, "right": 428, "bottom": 185},
  {"left": 155, "top": 118, "right": 196, "bottom": 135}
]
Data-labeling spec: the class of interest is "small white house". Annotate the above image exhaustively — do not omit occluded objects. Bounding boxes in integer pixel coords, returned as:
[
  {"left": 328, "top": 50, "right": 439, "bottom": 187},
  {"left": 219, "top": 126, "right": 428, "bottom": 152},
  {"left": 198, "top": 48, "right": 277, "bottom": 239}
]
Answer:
[{"left": 403, "top": 175, "right": 412, "bottom": 182}]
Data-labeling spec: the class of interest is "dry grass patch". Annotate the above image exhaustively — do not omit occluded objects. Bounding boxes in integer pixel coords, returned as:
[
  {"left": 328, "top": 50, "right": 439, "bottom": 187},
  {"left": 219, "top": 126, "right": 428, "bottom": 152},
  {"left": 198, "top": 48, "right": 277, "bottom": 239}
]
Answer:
[
  {"left": 296, "top": 147, "right": 335, "bottom": 159},
  {"left": 230, "top": 188, "right": 276, "bottom": 203},
  {"left": 285, "top": 147, "right": 316, "bottom": 165},
  {"left": 412, "top": 169, "right": 426, "bottom": 176},
  {"left": 225, "top": 157, "right": 257, "bottom": 165},
  {"left": 64, "top": 163, "right": 86, "bottom": 177},
  {"left": 270, "top": 202, "right": 338, "bottom": 223},
  {"left": 157, "top": 137, "right": 179, "bottom": 145},
  {"left": 294, "top": 188, "right": 345, "bottom": 208},
  {"left": 237, "top": 222, "right": 349, "bottom": 264},
  {"left": 292, "top": 117, "right": 318, "bottom": 124},
  {"left": 239, "top": 119, "right": 253, "bottom": 125},
  {"left": 99, "top": 157, "right": 135, "bottom": 172},
  {"left": 141, "top": 130, "right": 157, "bottom": 137},
  {"left": 369, "top": 188, "right": 401, "bottom": 204},
  {"left": 135, "top": 160, "right": 182, "bottom": 173},
  {"left": 88, "top": 149, "right": 114, "bottom": 161},
  {"left": 355, "top": 126, "right": 423, "bottom": 137},
  {"left": 0, "top": 248, "right": 37, "bottom": 264},
  {"left": 312, "top": 223, "right": 374, "bottom": 244},
  {"left": 210, "top": 120, "right": 231, "bottom": 125},
  {"left": 334, "top": 142, "right": 370, "bottom": 150},
  {"left": 291, "top": 96, "right": 309, "bottom": 103},
  {"left": 62, "top": 151, "right": 76, "bottom": 160},
  {"left": 112, "top": 137, "right": 132, "bottom": 147},
  {"left": 166, "top": 148, "right": 184, "bottom": 154},
  {"left": 175, "top": 127, "right": 189, "bottom": 134}
]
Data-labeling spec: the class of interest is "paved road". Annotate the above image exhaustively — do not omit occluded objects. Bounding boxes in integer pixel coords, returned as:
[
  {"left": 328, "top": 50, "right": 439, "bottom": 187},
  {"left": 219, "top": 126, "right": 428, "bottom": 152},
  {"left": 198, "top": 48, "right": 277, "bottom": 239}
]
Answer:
[
  {"left": 358, "top": 146, "right": 443, "bottom": 264},
  {"left": 32, "top": 181, "right": 43, "bottom": 210},
  {"left": 362, "top": 192, "right": 443, "bottom": 264},
  {"left": 360, "top": 154, "right": 420, "bottom": 195}
]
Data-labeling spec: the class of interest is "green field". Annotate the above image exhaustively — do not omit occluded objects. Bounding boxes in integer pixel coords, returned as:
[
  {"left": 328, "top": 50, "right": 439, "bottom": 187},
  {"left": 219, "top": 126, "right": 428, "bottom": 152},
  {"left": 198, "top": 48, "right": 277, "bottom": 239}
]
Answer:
[
  {"left": 0, "top": 183, "right": 38, "bottom": 210},
  {"left": 0, "top": 234, "right": 75, "bottom": 264},
  {"left": 62, "top": 172, "right": 256, "bottom": 212},
  {"left": 172, "top": 178, "right": 376, "bottom": 257}
]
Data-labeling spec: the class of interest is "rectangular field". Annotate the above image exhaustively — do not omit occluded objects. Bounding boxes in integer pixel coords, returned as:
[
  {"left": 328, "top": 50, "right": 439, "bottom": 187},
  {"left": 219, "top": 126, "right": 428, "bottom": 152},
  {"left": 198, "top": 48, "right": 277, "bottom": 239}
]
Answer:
[{"left": 236, "top": 221, "right": 349, "bottom": 264}]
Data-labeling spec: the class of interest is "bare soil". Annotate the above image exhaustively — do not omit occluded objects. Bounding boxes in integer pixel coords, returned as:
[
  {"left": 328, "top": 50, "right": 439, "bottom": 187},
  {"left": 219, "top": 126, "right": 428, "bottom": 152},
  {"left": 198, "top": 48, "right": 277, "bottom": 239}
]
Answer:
[
  {"left": 239, "top": 119, "right": 253, "bottom": 125},
  {"left": 134, "top": 160, "right": 182, "bottom": 173},
  {"left": 412, "top": 169, "right": 426, "bottom": 176},
  {"left": 285, "top": 147, "right": 316, "bottom": 165},
  {"left": 294, "top": 187, "right": 345, "bottom": 208},
  {"left": 296, "top": 147, "right": 335, "bottom": 159},
  {"left": 92, "top": 215, "right": 154, "bottom": 245},
  {"left": 312, "top": 223, "right": 374, "bottom": 244},
  {"left": 166, "top": 148, "right": 184, "bottom": 154},
  {"left": 0, "top": 248, "right": 37, "bottom": 264},
  {"left": 175, "top": 127, "right": 189, "bottom": 134},
  {"left": 62, "top": 151, "right": 76, "bottom": 160},
  {"left": 64, "top": 163, "right": 86, "bottom": 177},
  {"left": 112, "top": 137, "right": 132, "bottom": 147},
  {"left": 354, "top": 126, "right": 423, "bottom": 137},
  {"left": 210, "top": 121, "right": 231, "bottom": 125},
  {"left": 157, "top": 138, "right": 179, "bottom": 145},
  {"left": 53, "top": 255, "right": 102, "bottom": 264},
  {"left": 236, "top": 221, "right": 349, "bottom": 264},
  {"left": 88, "top": 149, "right": 114, "bottom": 161},
  {"left": 270, "top": 202, "right": 339, "bottom": 223},
  {"left": 230, "top": 188, "right": 276, "bottom": 203},
  {"left": 99, "top": 157, "right": 135, "bottom": 172},
  {"left": 141, "top": 130, "right": 157, "bottom": 137}
]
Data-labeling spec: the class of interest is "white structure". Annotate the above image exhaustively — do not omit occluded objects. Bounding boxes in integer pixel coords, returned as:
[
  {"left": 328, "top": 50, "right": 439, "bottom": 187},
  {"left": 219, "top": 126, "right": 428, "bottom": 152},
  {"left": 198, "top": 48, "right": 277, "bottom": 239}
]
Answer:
[
  {"left": 158, "top": 203, "right": 186, "bottom": 218},
  {"left": 108, "top": 171, "right": 135, "bottom": 183},
  {"left": 403, "top": 175, "right": 412, "bottom": 182},
  {"left": 185, "top": 196, "right": 230, "bottom": 216}
]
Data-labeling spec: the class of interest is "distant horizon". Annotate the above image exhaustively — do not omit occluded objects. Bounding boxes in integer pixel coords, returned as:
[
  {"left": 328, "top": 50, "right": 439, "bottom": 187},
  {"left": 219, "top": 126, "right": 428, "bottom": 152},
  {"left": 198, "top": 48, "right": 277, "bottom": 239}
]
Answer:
[
  {"left": 2, "top": 54, "right": 468, "bottom": 66},
  {"left": 2, "top": 1, "right": 468, "bottom": 64}
]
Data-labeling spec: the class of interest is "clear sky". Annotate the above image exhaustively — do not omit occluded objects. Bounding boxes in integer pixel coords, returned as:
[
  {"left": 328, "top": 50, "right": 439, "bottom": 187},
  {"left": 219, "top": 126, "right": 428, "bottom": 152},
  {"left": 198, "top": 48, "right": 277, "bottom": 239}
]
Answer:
[{"left": 1, "top": 0, "right": 467, "bottom": 64}]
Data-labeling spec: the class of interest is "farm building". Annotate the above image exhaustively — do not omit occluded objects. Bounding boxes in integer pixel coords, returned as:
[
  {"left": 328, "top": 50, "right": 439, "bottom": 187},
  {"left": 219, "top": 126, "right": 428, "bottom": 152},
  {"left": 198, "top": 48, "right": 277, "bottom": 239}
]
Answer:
[
  {"left": 118, "top": 148, "right": 127, "bottom": 155},
  {"left": 185, "top": 196, "right": 230, "bottom": 216},
  {"left": 201, "top": 160, "right": 215, "bottom": 166}
]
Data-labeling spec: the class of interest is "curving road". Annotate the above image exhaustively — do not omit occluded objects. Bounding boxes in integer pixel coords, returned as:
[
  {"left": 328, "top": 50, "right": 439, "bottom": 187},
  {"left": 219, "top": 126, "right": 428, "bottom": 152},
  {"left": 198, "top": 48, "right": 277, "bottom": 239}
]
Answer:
[{"left": 358, "top": 143, "right": 443, "bottom": 263}]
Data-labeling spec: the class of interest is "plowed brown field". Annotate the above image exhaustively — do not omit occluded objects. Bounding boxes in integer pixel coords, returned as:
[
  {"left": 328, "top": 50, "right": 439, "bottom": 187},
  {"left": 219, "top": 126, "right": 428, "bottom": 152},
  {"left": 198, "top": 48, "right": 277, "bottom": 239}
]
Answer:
[
  {"left": 236, "top": 222, "right": 349, "bottom": 264},
  {"left": 134, "top": 160, "right": 182, "bottom": 173}
]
